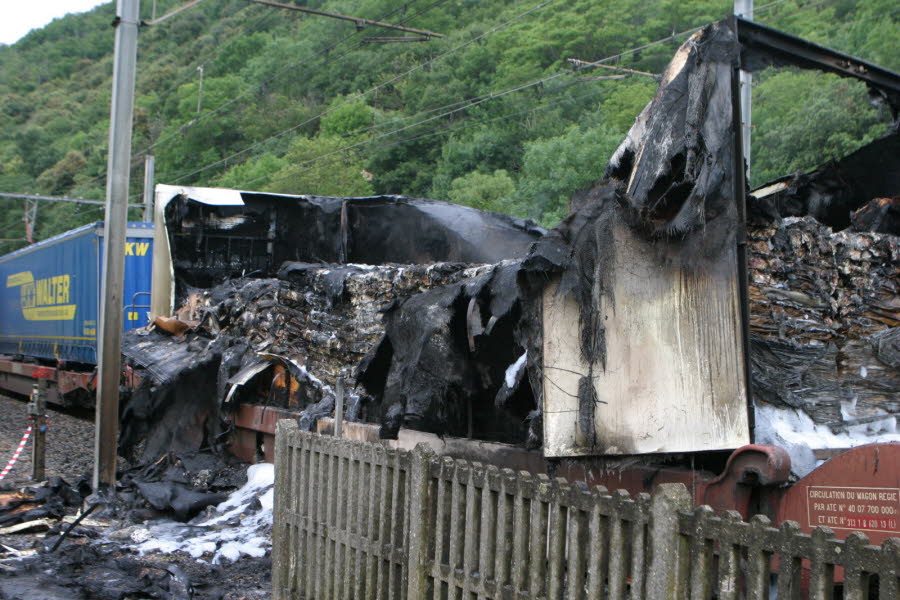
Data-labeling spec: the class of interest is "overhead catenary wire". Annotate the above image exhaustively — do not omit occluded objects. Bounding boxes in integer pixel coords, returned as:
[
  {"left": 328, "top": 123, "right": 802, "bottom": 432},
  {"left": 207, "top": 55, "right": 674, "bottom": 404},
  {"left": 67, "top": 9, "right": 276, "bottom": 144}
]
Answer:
[
  {"left": 26, "top": 0, "right": 832, "bottom": 204},
  {"left": 235, "top": 0, "right": 838, "bottom": 189},
  {"left": 0, "top": 192, "right": 144, "bottom": 209},
  {"left": 248, "top": 78, "right": 618, "bottom": 189},
  {"left": 168, "top": 0, "right": 562, "bottom": 184},
  {"left": 136, "top": 0, "right": 451, "bottom": 159},
  {"left": 243, "top": 0, "right": 445, "bottom": 38},
  {"left": 144, "top": 0, "right": 209, "bottom": 26},
  {"left": 246, "top": 72, "right": 572, "bottom": 189},
  {"left": 139, "top": 0, "right": 817, "bottom": 170}
]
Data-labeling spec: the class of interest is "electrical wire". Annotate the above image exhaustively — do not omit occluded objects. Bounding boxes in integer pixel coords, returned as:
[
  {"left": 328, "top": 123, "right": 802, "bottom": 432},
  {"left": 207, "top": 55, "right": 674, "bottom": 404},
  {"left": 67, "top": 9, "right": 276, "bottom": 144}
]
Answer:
[
  {"left": 167, "top": 0, "right": 561, "bottom": 183},
  {"left": 248, "top": 79, "right": 613, "bottom": 189},
  {"left": 232, "top": 0, "right": 840, "bottom": 189},
  {"left": 137, "top": 0, "right": 450, "bottom": 159}
]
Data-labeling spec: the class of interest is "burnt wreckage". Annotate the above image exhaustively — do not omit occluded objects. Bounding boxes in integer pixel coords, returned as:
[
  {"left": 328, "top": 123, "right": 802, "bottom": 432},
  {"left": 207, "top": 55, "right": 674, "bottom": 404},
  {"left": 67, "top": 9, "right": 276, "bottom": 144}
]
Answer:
[{"left": 124, "top": 18, "right": 898, "bottom": 481}]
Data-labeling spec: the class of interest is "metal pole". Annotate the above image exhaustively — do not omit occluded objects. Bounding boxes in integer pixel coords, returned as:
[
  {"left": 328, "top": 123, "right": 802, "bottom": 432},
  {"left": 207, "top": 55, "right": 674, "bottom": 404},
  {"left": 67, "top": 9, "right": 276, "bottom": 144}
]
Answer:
[
  {"left": 334, "top": 376, "right": 344, "bottom": 438},
  {"left": 196, "top": 66, "right": 204, "bottom": 114},
  {"left": 735, "top": 0, "right": 753, "bottom": 180},
  {"left": 94, "top": 0, "right": 140, "bottom": 495},
  {"left": 142, "top": 155, "right": 155, "bottom": 222},
  {"left": 29, "top": 380, "right": 47, "bottom": 482}
]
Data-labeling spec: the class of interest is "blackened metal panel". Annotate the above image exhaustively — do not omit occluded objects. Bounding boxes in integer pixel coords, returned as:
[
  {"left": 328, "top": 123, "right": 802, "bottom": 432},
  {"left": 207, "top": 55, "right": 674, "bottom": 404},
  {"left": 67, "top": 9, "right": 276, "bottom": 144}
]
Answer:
[
  {"left": 542, "top": 224, "right": 750, "bottom": 457},
  {"left": 541, "top": 22, "right": 751, "bottom": 457}
]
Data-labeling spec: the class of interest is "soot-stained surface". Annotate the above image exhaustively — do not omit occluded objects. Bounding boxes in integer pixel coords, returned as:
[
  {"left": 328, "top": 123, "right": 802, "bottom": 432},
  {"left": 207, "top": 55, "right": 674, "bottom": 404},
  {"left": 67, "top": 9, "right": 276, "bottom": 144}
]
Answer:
[
  {"left": 128, "top": 19, "right": 897, "bottom": 457},
  {"left": 121, "top": 263, "right": 501, "bottom": 461},
  {"left": 165, "top": 193, "right": 543, "bottom": 291},
  {"left": 359, "top": 19, "right": 898, "bottom": 452}
]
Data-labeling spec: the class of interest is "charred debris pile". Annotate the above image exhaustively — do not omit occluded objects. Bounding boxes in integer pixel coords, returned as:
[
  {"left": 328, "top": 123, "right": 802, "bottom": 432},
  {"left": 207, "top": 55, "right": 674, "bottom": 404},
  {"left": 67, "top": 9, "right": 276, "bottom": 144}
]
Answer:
[
  {"left": 124, "top": 21, "right": 898, "bottom": 464},
  {"left": 122, "top": 196, "right": 544, "bottom": 462}
]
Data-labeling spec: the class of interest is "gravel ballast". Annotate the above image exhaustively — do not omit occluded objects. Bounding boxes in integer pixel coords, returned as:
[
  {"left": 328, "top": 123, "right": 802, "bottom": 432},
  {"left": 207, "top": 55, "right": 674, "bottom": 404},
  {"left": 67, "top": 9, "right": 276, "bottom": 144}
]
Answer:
[{"left": 0, "top": 394, "right": 94, "bottom": 487}]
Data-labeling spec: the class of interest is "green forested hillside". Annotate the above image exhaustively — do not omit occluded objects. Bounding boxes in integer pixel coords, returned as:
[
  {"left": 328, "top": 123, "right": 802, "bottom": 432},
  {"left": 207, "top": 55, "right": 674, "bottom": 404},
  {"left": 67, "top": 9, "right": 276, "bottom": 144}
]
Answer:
[{"left": 0, "top": 0, "right": 896, "bottom": 252}]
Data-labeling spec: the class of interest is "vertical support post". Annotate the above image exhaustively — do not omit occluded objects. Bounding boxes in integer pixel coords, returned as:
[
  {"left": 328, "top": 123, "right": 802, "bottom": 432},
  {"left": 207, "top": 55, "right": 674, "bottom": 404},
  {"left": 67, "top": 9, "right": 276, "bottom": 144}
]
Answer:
[
  {"left": 334, "top": 376, "right": 344, "bottom": 438},
  {"left": 28, "top": 380, "right": 47, "bottom": 481},
  {"left": 94, "top": 0, "right": 140, "bottom": 495},
  {"left": 406, "top": 443, "right": 433, "bottom": 599},
  {"left": 196, "top": 65, "right": 204, "bottom": 114},
  {"left": 142, "top": 155, "right": 155, "bottom": 223},
  {"left": 734, "top": 0, "right": 753, "bottom": 179},
  {"left": 730, "top": 54, "right": 755, "bottom": 441},
  {"left": 645, "top": 483, "right": 691, "bottom": 600}
]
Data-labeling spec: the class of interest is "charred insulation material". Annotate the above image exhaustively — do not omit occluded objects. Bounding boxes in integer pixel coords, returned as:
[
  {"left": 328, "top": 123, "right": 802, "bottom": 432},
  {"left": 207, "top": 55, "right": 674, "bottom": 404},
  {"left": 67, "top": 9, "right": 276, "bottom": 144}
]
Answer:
[
  {"left": 361, "top": 23, "right": 747, "bottom": 448},
  {"left": 121, "top": 262, "right": 498, "bottom": 460},
  {"left": 118, "top": 452, "right": 245, "bottom": 522},
  {"left": 164, "top": 193, "right": 543, "bottom": 291},
  {"left": 358, "top": 260, "right": 538, "bottom": 445},
  {"left": 747, "top": 216, "right": 900, "bottom": 426},
  {"left": 121, "top": 329, "right": 236, "bottom": 464}
]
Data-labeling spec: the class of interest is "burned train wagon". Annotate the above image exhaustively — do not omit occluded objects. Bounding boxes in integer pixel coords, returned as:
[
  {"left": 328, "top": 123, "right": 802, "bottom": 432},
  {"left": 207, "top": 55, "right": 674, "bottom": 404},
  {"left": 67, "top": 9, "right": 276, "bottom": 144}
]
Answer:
[
  {"left": 119, "top": 187, "right": 544, "bottom": 465},
  {"left": 348, "top": 16, "right": 900, "bottom": 551},
  {"left": 121, "top": 15, "right": 898, "bottom": 561}
]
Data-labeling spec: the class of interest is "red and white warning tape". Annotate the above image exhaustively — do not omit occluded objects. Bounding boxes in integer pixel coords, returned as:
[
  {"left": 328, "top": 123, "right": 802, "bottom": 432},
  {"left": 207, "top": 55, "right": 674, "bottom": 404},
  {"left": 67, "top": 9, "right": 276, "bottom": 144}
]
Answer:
[{"left": 0, "top": 425, "right": 32, "bottom": 481}]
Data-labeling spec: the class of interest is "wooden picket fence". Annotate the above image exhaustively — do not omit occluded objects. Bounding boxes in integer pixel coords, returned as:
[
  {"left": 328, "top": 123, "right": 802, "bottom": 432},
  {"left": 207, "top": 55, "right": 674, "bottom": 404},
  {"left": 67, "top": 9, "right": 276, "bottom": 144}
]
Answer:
[{"left": 272, "top": 421, "right": 900, "bottom": 599}]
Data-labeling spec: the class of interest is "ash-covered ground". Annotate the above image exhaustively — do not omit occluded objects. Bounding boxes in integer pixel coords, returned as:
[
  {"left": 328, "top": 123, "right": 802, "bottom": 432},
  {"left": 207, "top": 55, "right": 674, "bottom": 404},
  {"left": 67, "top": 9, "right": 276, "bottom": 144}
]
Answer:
[{"left": 0, "top": 395, "right": 275, "bottom": 599}]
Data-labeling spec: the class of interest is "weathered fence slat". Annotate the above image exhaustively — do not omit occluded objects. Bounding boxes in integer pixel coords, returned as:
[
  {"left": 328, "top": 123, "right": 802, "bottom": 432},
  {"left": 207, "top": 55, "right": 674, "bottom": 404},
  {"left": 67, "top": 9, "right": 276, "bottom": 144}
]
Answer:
[
  {"left": 463, "top": 464, "right": 480, "bottom": 595},
  {"left": 375, "top": 448, "right": 392, "bottom": 600},
  {"left": 546, "top": 479, "right": 567, "bottom": 600},
  {"left": 448, "top": 461, "right": 466, "bottom": 600},
  {"left": 313, "top": 445, "right": 327, "bottom": 600},
  {"left": 586, "top": 489, "right": 609, "bottom": 599},
  {"left": 387, "top": 451, "right": 401, "bottom": 599},
  {"left": 353, "top": 457, "right": 367, "bottom": 600},
  {"left": 810, "top": 527, "right": 836, "bottom": 600},
  {"left": 716, "top": 511, "right": 742, "bottom": 600},
  {"left": 607, "top": 491, "right": 629, "bottom": 600},
  {"left": 745, "top": 515, "right": 771, "bottom": 600},
  {"left": 879, "top": 538, "right": 900, "bottom": 600},
  {"left": 364, "top": 446, "right": 381, "bottom": 596},
  {"left": 776, "top": 521, "right": 803, "bottom": 600},
  {"left": 272, "top": 423, "right": 290, "bottom": 597},
  {"left": 527, "top": 474, "right": 549, "bottom": 598},
  {"left": 294, "top": 436, "right": 308, "bottom": 595},
  {"left": 687, "top": 505, "right": 714, "bottom": 600},
  {"left": 645, "top": 484, "right": 691, "bottom": 600},
  {"left": 511, "top": 472, "right": 530, "bottom": 596},
  {"left": 273, "top": 422, "right": 900, "bottom": 600},
  {"left": 432, "top": 459, "right": 451, "bottom": 600},
  {"left": 630, "top": 493, "right": 650, "bottom": 600},
  {"left": 841, "top": 532, "right": 869, "bottom": 600},
  {"left": 494, "top": 468, "right": 515, "bottom": 593},
  {"left": 565, "top": 488, "right": 587, "bottom": 600}
]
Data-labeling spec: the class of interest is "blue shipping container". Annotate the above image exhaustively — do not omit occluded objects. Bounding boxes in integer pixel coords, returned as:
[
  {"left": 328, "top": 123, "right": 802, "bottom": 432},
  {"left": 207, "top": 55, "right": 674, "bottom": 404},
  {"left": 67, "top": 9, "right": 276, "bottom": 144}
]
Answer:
[{"left": 0, "top": 222, "right": 154, "bottom": 364}]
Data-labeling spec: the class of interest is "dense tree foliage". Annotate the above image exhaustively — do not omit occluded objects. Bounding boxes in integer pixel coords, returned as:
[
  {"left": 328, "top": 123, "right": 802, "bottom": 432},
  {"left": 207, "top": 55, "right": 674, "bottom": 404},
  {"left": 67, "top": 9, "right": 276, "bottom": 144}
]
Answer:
[{"left": 0, "top": 0, "right": 896, "bottom": 253}]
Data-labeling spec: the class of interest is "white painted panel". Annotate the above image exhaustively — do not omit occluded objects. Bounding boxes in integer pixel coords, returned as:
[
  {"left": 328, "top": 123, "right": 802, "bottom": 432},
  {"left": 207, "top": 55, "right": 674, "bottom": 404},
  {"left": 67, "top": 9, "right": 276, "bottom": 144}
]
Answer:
[{"left": 542, "top": 222, "right": 750, "bottom": 457}]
